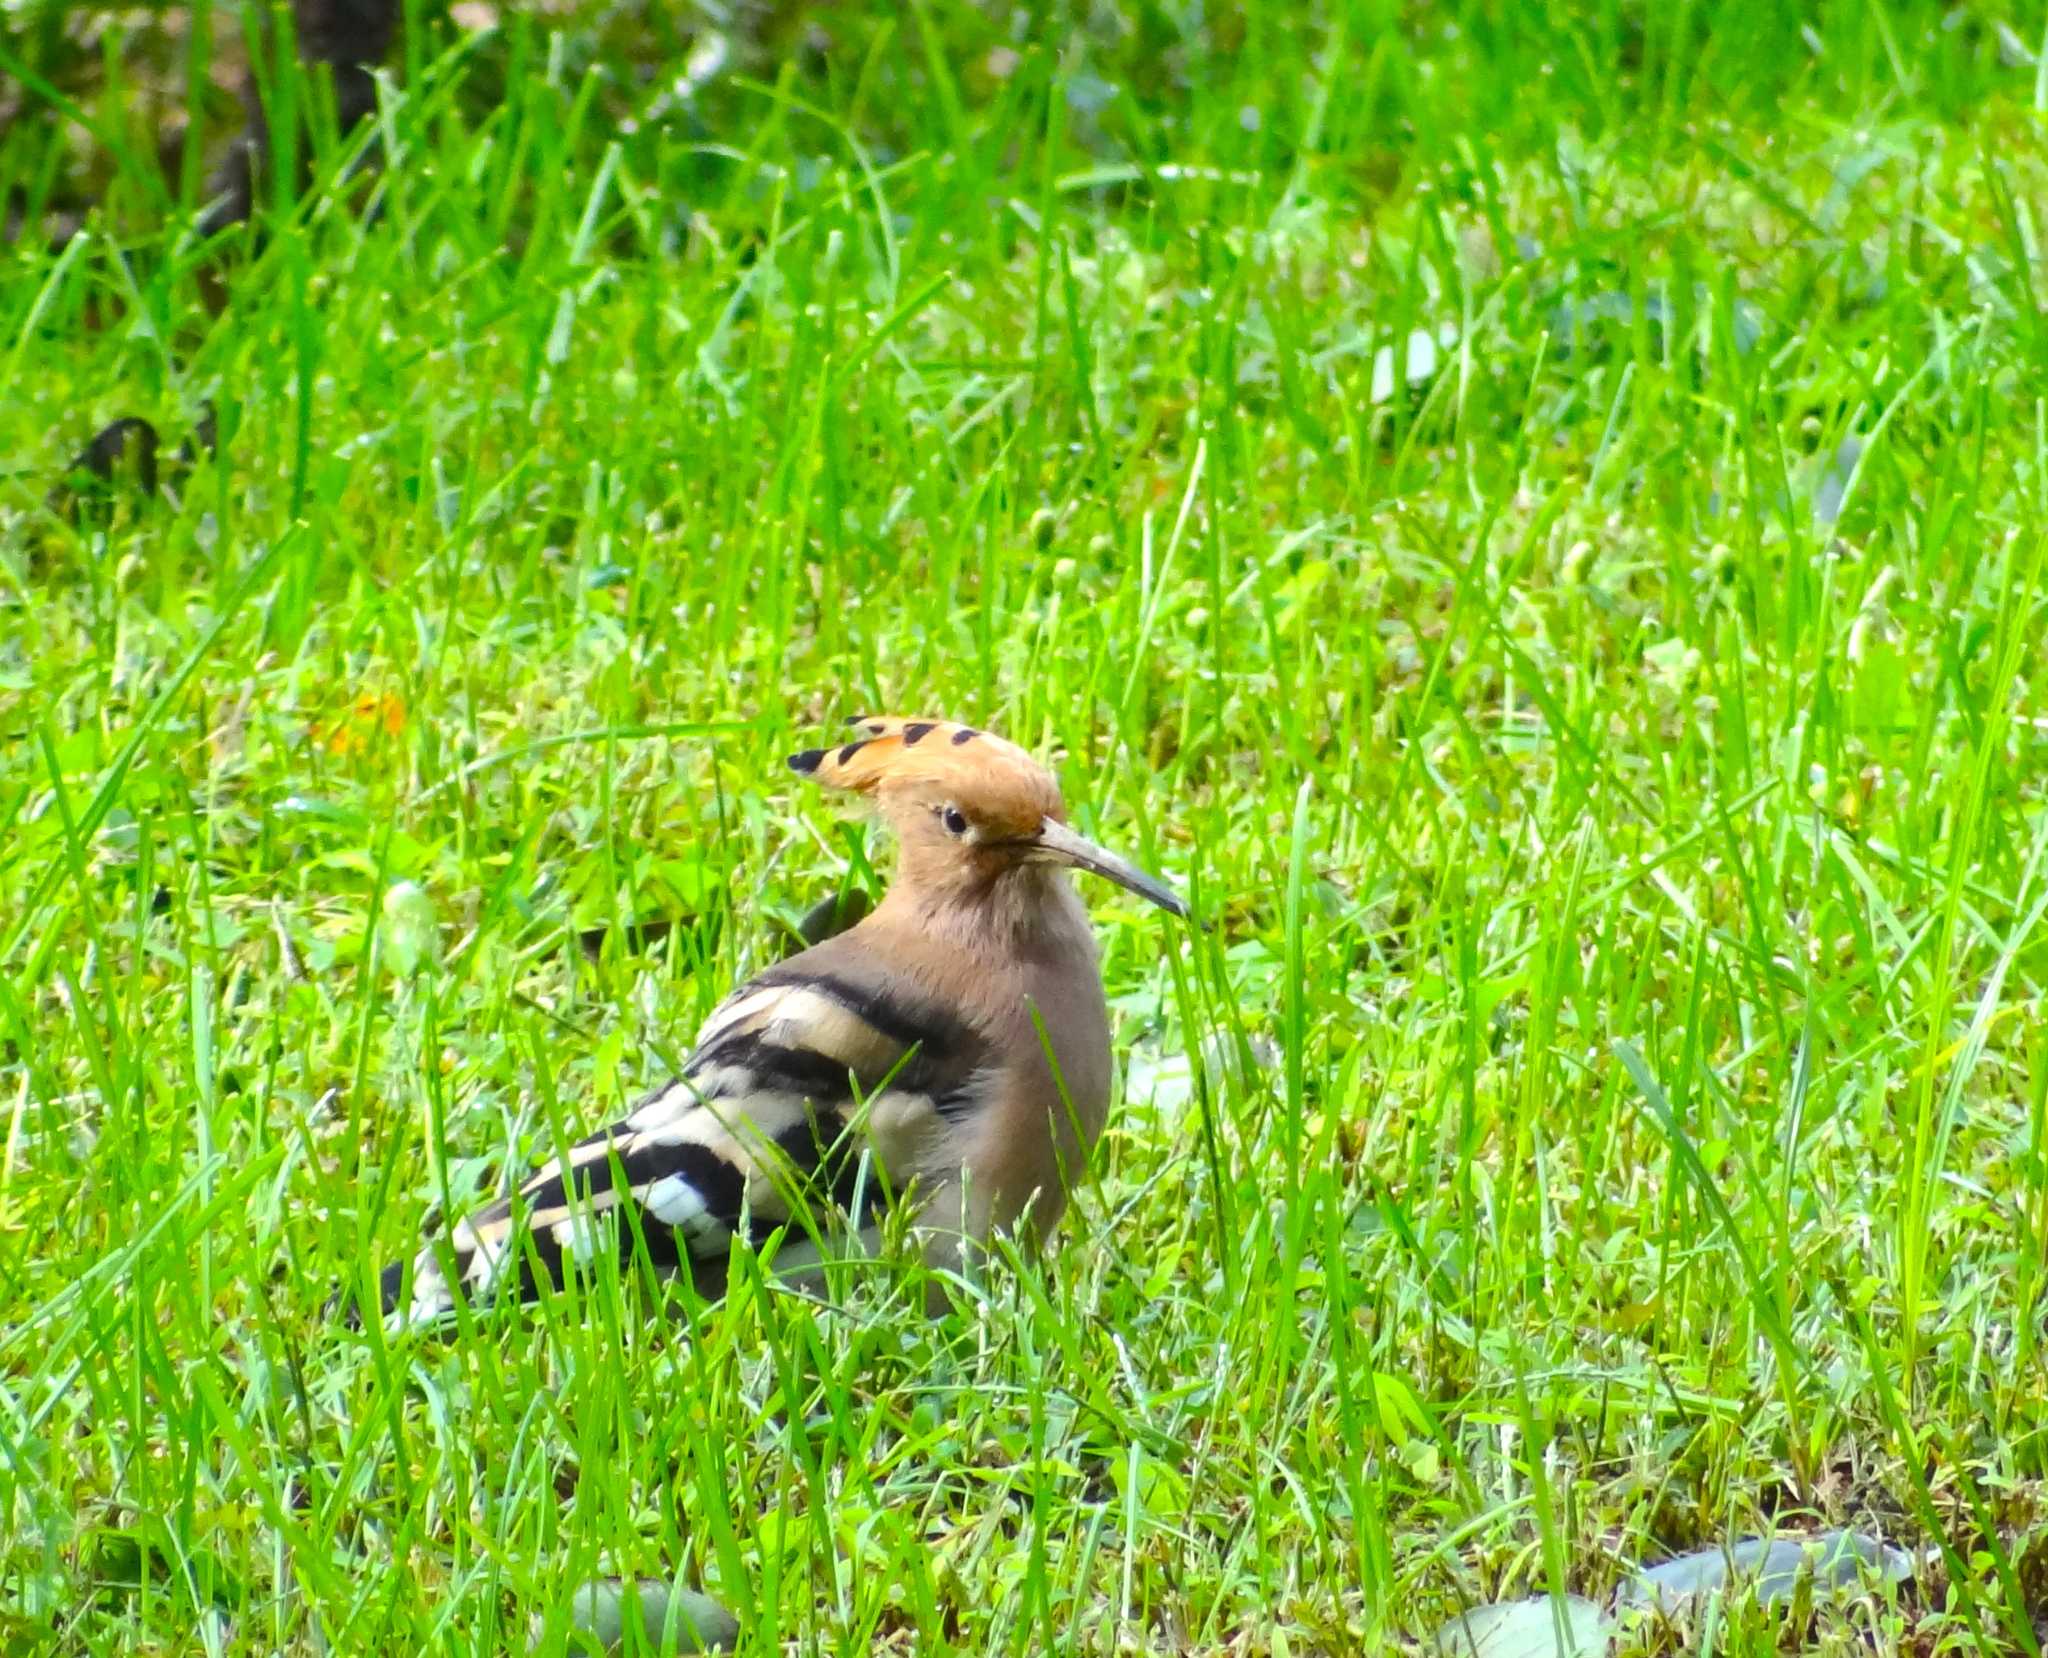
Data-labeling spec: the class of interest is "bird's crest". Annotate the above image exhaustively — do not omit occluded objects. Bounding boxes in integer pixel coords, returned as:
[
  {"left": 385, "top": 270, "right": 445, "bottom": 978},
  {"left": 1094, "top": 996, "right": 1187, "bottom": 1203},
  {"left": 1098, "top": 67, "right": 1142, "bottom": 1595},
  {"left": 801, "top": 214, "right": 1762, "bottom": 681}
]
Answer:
[{"left": 787, "top": 716, "right": 1063, "bottom": 829}]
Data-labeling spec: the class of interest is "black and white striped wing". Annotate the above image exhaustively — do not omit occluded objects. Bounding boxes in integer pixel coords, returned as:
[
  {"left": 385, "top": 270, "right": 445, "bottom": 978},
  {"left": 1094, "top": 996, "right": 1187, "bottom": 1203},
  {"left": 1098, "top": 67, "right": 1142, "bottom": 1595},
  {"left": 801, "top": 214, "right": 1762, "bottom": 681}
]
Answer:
[{"left": 377, "top": 957, "right": 987, "bottom": 1324}]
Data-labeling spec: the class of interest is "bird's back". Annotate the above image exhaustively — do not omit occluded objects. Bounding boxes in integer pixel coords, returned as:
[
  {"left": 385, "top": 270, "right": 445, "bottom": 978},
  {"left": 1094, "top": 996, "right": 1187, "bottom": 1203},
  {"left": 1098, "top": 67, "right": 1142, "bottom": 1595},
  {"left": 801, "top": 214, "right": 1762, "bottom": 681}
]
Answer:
[{"left": 379, "top": 892, "right": 1109, "bottom": 1324}]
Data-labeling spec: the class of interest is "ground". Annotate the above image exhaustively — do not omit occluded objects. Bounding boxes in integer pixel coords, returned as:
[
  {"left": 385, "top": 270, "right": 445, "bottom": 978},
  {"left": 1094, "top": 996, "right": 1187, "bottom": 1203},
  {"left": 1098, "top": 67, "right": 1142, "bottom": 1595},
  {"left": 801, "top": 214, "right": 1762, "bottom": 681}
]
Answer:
[{"left": 3, "top": 3, "right": 2047, "bottom": 1653}]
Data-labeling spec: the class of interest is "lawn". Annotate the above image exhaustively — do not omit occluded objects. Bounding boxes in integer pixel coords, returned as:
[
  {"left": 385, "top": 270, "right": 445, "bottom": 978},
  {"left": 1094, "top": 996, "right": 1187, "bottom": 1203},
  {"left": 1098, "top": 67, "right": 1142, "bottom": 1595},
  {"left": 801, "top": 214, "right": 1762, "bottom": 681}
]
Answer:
[{"left": 4, "top": 2, "right": 2048, "bottom": 1652}]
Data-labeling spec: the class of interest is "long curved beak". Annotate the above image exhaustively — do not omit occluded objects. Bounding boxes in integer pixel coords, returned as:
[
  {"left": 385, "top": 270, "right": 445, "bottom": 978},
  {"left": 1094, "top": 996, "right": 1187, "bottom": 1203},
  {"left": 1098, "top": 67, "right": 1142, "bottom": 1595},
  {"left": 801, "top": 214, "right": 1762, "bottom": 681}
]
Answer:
[{"left": 1035, "top": 818, "right": 1187, "bottom": 918}]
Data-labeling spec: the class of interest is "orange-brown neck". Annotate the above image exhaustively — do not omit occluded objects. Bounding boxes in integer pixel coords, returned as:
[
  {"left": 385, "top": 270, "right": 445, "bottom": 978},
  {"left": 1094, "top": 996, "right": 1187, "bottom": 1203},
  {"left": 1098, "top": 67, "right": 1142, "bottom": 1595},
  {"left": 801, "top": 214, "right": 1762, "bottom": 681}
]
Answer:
[{"left": 879, "top": 857, "right": 1095, "bottom": 963}]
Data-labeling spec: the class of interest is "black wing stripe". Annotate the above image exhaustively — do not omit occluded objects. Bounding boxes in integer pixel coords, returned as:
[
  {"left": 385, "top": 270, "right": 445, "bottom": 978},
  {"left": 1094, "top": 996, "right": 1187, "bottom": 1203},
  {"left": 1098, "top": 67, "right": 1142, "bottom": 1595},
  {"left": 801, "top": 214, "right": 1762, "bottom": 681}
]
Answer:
[
  {"left": 515, "top": 1169, "right": 576, "bottom": 1216},
  {"left": 751, "top": 968, "right": 979, "bottom": 1062},
  {"left": 641, "top": 1141, "right": 749, "bottom": 1224},
  {"left": 507, "top": 1228, "right": 568, "bottom": 1302},
  {"left": 612, "top": 1137, "right": 723, "bottom": 1194},
  {"left": 697, "top": 1038, "right": 862, "bottom": 1104},
  {"left": 695, "top": 1029, "right": 970, "bottom": 1106},
  {"left": 765, "top": 1109, "right": 890, "bottom": 1228}
]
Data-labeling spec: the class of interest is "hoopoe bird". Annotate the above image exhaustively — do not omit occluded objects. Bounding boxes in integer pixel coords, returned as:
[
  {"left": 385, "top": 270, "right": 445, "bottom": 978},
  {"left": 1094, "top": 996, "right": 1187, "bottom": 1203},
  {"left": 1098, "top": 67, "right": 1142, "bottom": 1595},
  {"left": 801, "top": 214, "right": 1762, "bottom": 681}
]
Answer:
[{"left": 372, "top": 717, "right": 1186, "bottom": 1324}]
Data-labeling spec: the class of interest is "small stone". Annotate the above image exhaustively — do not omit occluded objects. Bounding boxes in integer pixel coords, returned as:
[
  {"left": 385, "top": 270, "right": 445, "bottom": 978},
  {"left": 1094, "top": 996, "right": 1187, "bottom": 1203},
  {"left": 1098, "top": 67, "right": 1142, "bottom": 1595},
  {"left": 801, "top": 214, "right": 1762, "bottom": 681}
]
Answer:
[
  {"left": 1619, "top": 1531, "right": 1915, "bottom": 1614},
  {"left": 1432, "top": 1594, "right": 1609, "bottom": 1657},
  {"left": 534, "top": 1578, "right": 737, "bottom": 1653}
]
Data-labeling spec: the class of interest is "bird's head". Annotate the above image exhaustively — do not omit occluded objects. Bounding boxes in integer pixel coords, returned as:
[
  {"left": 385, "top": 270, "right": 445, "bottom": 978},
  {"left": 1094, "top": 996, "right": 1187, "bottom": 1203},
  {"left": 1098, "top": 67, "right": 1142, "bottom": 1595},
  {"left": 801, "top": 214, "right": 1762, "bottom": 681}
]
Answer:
[{"left": 787, "top": 716, "right": 1186, "bottom": 918}]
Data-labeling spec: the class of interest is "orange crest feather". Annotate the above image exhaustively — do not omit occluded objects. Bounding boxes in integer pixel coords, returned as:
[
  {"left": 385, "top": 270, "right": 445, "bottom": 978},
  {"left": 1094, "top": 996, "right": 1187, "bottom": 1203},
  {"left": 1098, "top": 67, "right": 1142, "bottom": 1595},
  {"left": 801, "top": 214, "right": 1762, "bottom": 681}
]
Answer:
[{"left": 786, "top": 716, "right": 1063, "bottom": 831}]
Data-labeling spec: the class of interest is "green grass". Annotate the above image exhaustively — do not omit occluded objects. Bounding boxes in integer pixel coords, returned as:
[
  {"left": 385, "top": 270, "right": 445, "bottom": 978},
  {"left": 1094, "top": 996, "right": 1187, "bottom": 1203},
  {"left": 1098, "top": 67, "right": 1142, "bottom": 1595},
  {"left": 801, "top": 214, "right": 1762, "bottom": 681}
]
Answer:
[{"left": 5, "top": 2, "right": 2048, "bottom": 1651}]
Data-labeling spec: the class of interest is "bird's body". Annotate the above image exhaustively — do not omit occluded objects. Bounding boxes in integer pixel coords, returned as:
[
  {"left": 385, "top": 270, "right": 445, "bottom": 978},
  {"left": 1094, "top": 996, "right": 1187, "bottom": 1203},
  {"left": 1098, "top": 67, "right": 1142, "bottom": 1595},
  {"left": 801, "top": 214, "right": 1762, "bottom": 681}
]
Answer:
[{"left": 375, "top": 717, "right": 1182, "bottom": 1325}]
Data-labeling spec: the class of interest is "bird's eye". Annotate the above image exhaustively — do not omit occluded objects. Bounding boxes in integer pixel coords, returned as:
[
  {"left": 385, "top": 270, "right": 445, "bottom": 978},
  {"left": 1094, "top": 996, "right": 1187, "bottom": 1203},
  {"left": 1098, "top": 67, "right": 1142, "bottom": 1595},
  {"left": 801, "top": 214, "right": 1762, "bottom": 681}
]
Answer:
[{"left": 942, "top": 806, "right": 970, "bottom": 836}]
